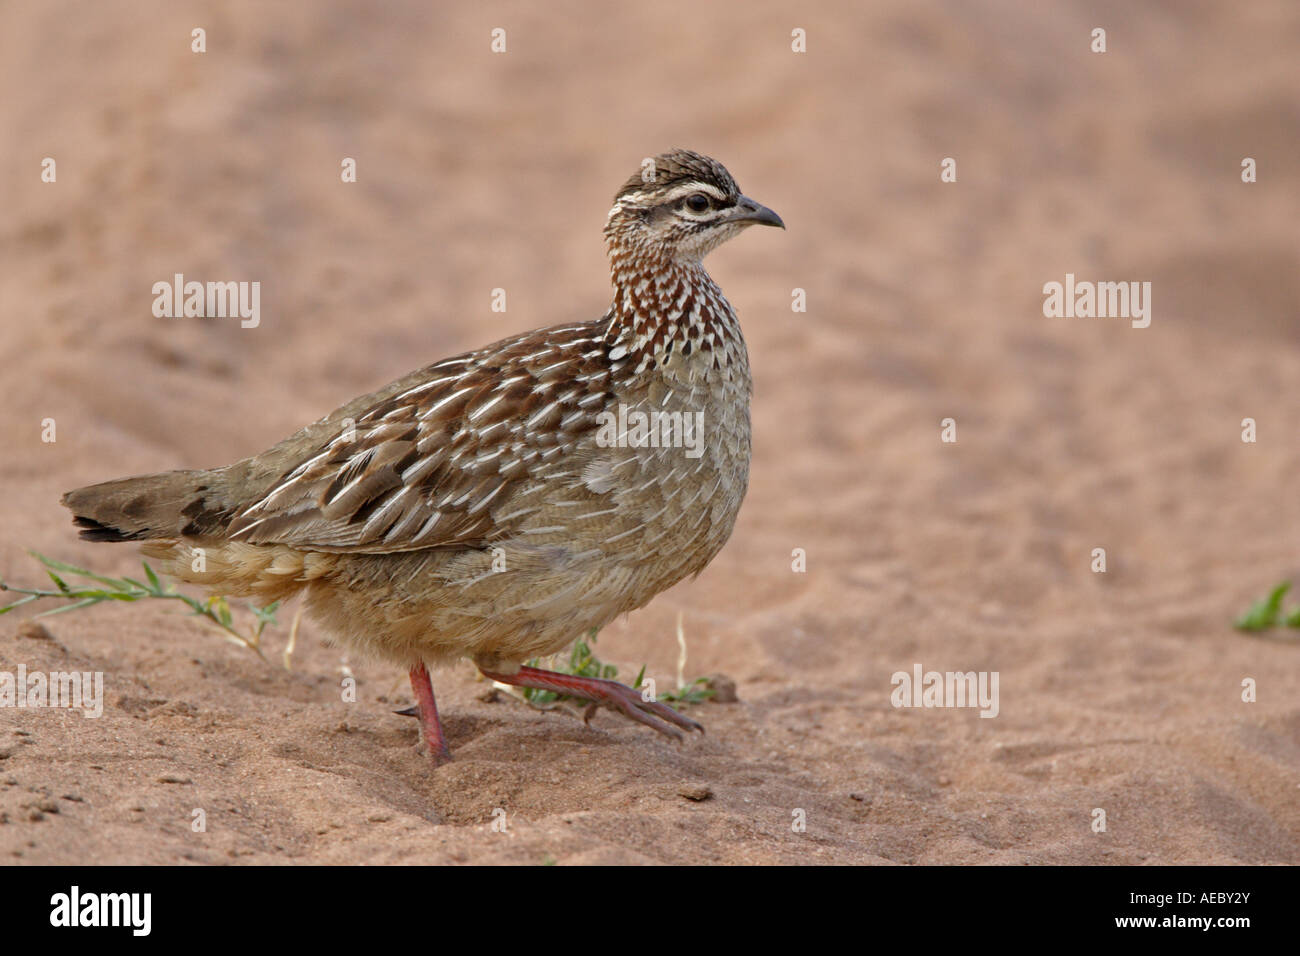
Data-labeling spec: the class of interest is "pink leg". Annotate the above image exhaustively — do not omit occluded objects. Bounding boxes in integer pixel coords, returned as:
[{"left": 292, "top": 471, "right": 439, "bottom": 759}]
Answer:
[
  {"left": 409, "top": 662, "right": 451, "bottom": 764},
  {"left": 480, "top": 665, "right": 704, "bottom": 741}
]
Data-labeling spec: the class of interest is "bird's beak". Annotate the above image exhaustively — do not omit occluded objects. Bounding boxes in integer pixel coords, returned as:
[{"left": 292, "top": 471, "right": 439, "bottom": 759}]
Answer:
[{"left": 732, "top": 196, "right": 785, "bottom": 229}]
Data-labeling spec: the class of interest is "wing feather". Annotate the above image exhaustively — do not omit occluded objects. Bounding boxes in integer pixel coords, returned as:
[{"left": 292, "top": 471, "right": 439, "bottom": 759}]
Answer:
[{"left": 223, "top": 321, "right": 619, "bottom": 553}]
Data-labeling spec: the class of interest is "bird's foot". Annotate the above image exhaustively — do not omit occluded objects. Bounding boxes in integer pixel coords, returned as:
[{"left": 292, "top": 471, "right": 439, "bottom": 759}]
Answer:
[
  {"left": 481, "top": 664, "right": 704, "bottom": 740},
  {"left": 408, "top": 662, "right": 451, "bottom": 766}
]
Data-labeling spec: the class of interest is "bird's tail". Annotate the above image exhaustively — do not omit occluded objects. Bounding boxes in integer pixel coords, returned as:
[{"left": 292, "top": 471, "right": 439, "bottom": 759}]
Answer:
[{"left": 61, "top": 470, "right": 215, "bottom": 542}]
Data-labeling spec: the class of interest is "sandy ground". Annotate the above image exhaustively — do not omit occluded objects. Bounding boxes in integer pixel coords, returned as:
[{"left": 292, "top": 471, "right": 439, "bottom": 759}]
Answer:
[{"left": 1, "top": 0, "right": 1298, "bottom": 865}]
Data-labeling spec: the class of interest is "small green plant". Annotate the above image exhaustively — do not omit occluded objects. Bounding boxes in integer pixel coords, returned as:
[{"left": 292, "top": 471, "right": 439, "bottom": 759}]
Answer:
[
  {"left": 1234, "top": 581, "right": 1300, "bottom": 637},
  {"left": 662, "top": 676, "right": 715, "bottom": 705},
  {"left": 0, "top": 551, "right": 280, "bottom": 661}
]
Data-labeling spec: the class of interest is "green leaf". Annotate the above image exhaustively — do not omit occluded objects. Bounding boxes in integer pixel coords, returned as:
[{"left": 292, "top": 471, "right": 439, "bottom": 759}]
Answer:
[
  {"left": 176, "top": 594, "right": 207, "bottom": 614},
  {"left": 250, "top": 600, "right": 281, "bottom": 637},
  {"left": 252, "top": 600, "right": 281, "bottom": 624},
  {"left": 1235, "top": 581, "right": 1290, "bottom": 631},
  {"left": 30, "top": 552, "right": 132, "bottom": 591},
  {"left": 662, "top": 677, "right": 715, "bottom": 706},
  {"left": 0, "top": 594, "right": 41, "bottom": 615},
  {"left": 35, "top": 597, "right": 104, "bottom": 618}
]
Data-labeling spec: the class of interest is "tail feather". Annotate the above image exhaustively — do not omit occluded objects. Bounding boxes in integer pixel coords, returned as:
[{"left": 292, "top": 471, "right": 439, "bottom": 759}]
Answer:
[
  {"left": 70, "top": 514, "right": 148, "bottom": 542},
  {"left": 61, "top": 470, "right": 225, "bottom": 542}
]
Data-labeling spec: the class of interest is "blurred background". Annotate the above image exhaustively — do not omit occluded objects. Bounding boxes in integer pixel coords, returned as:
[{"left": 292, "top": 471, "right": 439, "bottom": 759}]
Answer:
[{"left": 1, "top": 1, "right": 1297, "bottom": 864}]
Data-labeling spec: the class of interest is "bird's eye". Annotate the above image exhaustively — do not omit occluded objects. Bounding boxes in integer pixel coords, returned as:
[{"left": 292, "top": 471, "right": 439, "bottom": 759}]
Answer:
[{"left": 684, "top": 194, "right": 711, "bottom": 213}]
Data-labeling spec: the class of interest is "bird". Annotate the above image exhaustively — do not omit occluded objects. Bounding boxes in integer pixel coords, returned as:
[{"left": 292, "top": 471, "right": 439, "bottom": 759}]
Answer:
[{"left": 61, "top": 149, "right": 784, "bottom": 765}]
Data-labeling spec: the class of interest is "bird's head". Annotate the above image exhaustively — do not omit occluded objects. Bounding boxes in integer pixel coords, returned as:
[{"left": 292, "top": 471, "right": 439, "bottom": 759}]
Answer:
[{"left": 604, "top": 149, "right": 784, "bottom": 264}]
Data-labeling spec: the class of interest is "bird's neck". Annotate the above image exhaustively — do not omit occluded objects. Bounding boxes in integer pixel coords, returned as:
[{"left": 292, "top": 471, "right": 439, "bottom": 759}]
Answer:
[{"left": 603, "top": 245, "right": 744, "bottom": 373}]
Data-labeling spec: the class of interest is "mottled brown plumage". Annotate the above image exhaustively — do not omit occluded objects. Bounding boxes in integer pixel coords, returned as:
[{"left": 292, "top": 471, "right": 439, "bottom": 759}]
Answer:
[{"left": 62, "top": 149, "right": 784, "bottom": 763}]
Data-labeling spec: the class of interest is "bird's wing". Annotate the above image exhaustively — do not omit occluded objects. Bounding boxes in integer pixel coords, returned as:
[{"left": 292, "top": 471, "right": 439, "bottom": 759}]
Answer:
[{"left": 224, "top": 321, "right": 617, "bottom": 553}]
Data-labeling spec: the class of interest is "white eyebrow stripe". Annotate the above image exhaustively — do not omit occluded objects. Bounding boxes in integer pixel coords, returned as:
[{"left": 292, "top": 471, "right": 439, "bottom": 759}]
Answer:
[{"left": 659, "top": 182, "right": 730, "bottom": 204}]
